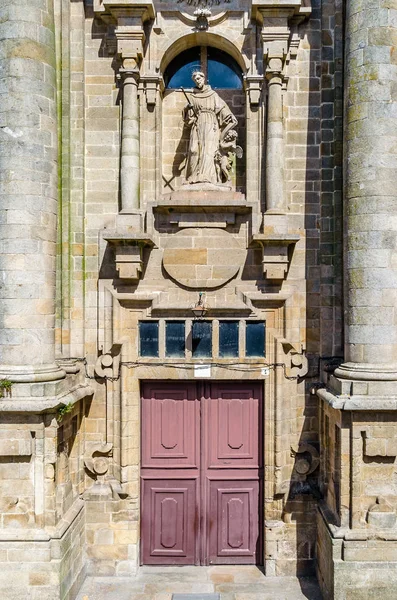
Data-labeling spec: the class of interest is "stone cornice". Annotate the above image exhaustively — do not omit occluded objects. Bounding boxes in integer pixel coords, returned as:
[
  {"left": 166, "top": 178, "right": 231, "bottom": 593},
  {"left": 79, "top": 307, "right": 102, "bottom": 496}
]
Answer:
[
  {"left": 94, "top": 1, "right": 155, "bottom": 63},
  {"left": 251, "top": 0, "right": 311, "bottom": 75},
  {"left": 94, "top": 0, "right": 155, "bottom": 20}
]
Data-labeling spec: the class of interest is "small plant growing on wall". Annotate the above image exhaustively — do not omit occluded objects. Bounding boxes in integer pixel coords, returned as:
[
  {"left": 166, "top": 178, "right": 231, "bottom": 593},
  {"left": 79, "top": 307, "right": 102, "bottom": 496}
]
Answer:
[
  {"left": 0, "top": 378, "right": 12, "bottom": 398},
  {"left": 57, "top": 402, "right": 74, "bottom": 423}
]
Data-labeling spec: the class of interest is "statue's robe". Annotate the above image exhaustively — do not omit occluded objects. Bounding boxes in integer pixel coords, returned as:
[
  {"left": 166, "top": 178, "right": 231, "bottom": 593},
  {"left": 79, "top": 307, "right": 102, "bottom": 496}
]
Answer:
[{"left": 184, "top": 85, "right": 234, "bottom": 185}]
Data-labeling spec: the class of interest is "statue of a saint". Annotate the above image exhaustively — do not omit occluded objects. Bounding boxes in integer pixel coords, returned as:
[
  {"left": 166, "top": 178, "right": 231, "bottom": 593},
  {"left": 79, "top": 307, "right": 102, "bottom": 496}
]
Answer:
[{"left": 182, "top": 71, "right": 241, "bottom": 188}]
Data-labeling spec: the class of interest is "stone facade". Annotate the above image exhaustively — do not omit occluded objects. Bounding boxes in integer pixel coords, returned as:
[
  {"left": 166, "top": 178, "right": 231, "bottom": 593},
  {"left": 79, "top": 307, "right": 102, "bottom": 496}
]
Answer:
[{"left": 0, "top": 0, "right": 397, "bottom": 598}]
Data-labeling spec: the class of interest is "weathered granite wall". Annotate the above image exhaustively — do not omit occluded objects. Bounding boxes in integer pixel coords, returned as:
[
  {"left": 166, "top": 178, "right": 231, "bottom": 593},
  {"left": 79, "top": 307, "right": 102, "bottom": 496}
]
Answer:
[
  {"left": 0, "top": 0, "right": 64, "bottom": 382},
  {"left": 4, "top": 0, "right": 397, "bottom": 597},
  {"left": 316, "top": 0, "right": 397, "bottom": 593}
]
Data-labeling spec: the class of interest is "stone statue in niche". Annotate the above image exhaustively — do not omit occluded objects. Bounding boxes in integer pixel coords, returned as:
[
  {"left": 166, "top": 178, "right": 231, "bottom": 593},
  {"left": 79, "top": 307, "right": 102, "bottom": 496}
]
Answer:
[{"left": 182, "top": 71, "right": 241, "bottom": 189}]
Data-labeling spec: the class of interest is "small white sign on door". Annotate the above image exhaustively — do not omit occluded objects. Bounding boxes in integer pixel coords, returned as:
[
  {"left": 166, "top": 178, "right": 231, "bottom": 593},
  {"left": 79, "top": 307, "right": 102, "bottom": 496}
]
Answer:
[{"left": 194, "top": 364, "right": 211, "bottom": 378}]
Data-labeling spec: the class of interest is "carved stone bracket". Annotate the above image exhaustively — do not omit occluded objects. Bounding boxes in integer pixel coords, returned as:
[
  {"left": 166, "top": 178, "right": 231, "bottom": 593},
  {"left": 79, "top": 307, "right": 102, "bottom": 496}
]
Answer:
[
  {"left": 291, "top": 442, "right": 320, "bottom": 479},
  {"left": 84, "top": 442, "right": 113, "bottom": 480},
  {"left": 94, "top": 344, "right": 122, "bottom": 379},
  {"left": 280, "top": 339, "right": 308, "bottom": 378},
  {"left": 84, "top": 442, "right": 119, "bottom": 498},
  {"left": 140, "top": 74, "right": 164, "bottom": 106},
  {"left": 251, "top": 234, "right": 300, "bottom": 281},
  {"left": 103, "top": 231, "right": 156, "bottom": 281},
  {"left": 244, "top": 75, "right": 264, "bottom": 106}
]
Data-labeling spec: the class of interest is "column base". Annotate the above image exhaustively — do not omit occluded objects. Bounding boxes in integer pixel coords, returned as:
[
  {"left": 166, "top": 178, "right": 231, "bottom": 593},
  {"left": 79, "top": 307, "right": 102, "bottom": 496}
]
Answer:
[
  {"left": 0, "top": 501, "right": 86, "bottom": 600},
  {"left": 335, "top": 362, "right": 397, "bottom": 381},
  {"left": 0, "top": 363, "right": 66, "bottom": 383},
  {"left": 317, "top": 507, "right": 397, "bottom": 600},
  {"left": 323, "top": 361, "right": 397, "bottom": 400},
  {"left": 116, "top": 209, "right": 144, "bottom": 232}
]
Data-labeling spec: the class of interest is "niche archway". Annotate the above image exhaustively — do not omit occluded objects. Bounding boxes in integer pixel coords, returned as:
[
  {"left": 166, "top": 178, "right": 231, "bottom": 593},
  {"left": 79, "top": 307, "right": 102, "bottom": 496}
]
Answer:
[{"left": 161, "top": 46, "right": 246, "bottom": 193}]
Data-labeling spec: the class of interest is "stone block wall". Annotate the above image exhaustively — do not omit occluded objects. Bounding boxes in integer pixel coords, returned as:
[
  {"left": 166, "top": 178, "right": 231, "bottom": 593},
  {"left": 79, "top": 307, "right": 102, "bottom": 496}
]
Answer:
[
  {"left": 0, "top": 383, "right": 89, "bottom": 600},
  {"left": 317, "top": 400, "right": 397, "bottom": 599},
  {"left": 1, "top": 0, "right": 380, "bottom": 596},
  {"left": 0, "top": 420, "right": 36, "bottom": 529},
  {"left": 85, "top": 498, "right": 139, "bottom": 577}
]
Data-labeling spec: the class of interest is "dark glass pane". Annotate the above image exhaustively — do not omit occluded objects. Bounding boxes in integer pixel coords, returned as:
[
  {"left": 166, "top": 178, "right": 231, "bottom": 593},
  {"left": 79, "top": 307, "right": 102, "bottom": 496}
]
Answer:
[
  {"left": 207, "top": 47, "right": 243, "bottom": 89},
  {"left": 164, "top": 47, "right": 201, "bottom": 89},
  {"left": 139, "top": 321, "right": 159, "bottom": 357},
  {"left": 219, "top": 321, "right": 239, "bottom": 357},
  {"left": 192, "top": 321, "right": 212, "bottom": 358},
  {"left": 166, "top": 321, "right": 185, "bottom": 358},
  {"left": 246, "top": 322, "right": 266, "bottom": 357}
]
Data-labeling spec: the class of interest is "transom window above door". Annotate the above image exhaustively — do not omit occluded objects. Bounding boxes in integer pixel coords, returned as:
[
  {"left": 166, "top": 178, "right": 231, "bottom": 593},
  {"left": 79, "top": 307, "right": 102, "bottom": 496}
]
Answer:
[
  {"left": 164, "top": 46, "right": 243, "bottom": 90},
  {"left": 138, "top": 320, "right": 266, "bottom": 359}
]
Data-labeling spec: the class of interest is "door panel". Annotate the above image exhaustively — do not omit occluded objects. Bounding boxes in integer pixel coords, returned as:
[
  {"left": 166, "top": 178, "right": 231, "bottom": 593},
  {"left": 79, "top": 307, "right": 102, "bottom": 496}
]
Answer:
[
  {"left": 141, "top": 478, "right": 197, "bottom": 564},
  {"left": 203, "top": 383, "right": 262, "bottom": 565},
  {"left": 142, "top": 383, "right": 199, "bottom": 468},
  {"left": 208, "top": 480, "right": 259, "bottom": 563},
  {"left": 141, "top": 382, "right": 262, "bottom": 566},
  {"left": 206, "top": 384, "right": 261, "bottom": 468}
]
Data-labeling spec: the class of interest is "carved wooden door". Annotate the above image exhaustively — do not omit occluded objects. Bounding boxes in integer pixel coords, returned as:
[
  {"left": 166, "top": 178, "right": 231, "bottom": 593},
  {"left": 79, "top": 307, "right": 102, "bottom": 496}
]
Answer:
[{"left": 141, "top": 382, "right": 262, "bottom": 565}]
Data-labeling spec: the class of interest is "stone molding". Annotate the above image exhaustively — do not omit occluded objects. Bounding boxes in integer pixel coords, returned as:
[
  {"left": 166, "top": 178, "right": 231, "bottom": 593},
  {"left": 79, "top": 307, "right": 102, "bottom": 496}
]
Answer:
[
  {"left": 0, "top": 384, "right": 94, "bottom": 414},
  {"left": 317, "top": 387, "right": 397, "bottom": 412},
  {"left": 0, "top": 364, "right": 66, "bottom": 384}
]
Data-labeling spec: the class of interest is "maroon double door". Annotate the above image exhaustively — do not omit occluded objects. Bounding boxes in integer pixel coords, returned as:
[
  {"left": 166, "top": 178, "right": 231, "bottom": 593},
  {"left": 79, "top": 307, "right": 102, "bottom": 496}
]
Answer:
[{"left": 141, "top": 381, "right": 263, "bottom": 565}]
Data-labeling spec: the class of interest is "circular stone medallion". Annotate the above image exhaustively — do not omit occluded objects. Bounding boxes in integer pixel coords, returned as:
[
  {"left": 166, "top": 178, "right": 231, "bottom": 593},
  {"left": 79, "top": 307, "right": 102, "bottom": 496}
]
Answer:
[{"left": 163, "top": 228, "right": 245, "bottom": 289}]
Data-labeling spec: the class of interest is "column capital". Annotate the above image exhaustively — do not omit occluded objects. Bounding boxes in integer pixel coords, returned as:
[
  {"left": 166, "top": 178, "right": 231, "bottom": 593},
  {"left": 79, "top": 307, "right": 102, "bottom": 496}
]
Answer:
[
  {"left": 265, "top": 68, "right": 284, "bottom": 82},
  {"left": 95, "top": 1, "right": 155, "bottom": 64},
  {"left": 118, "top": 66, "right": 140, "bottom": 82},
  {"left": 252, "top": 2, "right": 311, "bottom": 76}
]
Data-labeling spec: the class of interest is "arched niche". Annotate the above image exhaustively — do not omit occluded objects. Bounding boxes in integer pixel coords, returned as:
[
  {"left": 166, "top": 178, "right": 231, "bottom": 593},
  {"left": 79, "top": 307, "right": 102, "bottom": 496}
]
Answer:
[
  {"left": 159, "top": 32, "right": 248, "bottom": 77},
  {"left": 160, "top": 40, "right": 246, "bottom": 195}
]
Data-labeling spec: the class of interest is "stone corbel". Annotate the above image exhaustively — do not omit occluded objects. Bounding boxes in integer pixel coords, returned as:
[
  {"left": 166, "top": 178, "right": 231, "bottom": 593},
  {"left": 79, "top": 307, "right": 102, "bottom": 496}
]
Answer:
[
  {"left": 244, "top": 75, "right": 264, "bottom": 106},
  {"left": 291, "top": 443, "right": 320, "bottom": 479},
  {"left": 251, "top": 234, "right": 299, "bottom": 281},
  {"left": 103, "top": 231, "right": 156, "bottom": 281},
  {"left": 140, "top": 74, "right": 164, "bottom": 107},
  {"left": 84, "top": 442, "right": 113, "bottom": 480},
  {"left": 94, "top": 344, "right": 122, "bottom": 379},
  {"left": 281, "top": 339, "right": 308, "bottom": 378},
  {"left": 84, "top": 442, "right": 114, "bottom": 498}
]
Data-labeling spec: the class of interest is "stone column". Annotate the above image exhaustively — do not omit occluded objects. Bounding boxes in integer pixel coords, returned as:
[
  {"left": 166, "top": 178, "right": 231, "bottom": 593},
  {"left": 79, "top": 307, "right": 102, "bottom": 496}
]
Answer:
[
  {"left": 266, "top": 72, "right": 285, "bottom": 213},
  {"left": 120, "top": 67, "right": 140, "bottom": 212},
  {"left": 105, "top": 3, "right": 154, "bottom": 217},
  {"left": 258, "top": 10, "right": 291, "bottom": 217},
  {"left": 335, "top": 0, "right": 397, "bottom": 382},
  {"left": 0, "top": 0, "right": 64, "bottom": 382}
]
